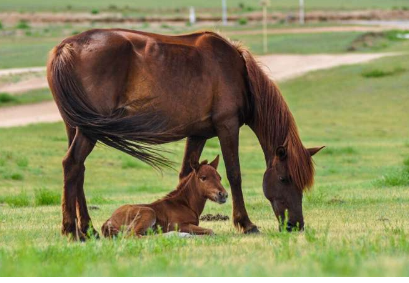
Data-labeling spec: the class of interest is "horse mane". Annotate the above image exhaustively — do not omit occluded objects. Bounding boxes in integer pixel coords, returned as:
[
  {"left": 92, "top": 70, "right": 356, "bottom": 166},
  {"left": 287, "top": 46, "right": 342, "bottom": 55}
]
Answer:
[{"left": 233, "top": 43, "right": 315, "bottom": 191}]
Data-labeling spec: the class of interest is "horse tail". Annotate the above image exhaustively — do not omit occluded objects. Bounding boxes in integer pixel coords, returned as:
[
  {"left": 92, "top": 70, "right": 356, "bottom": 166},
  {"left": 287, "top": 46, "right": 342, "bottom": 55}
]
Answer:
[{"left": 47, "top": 43, "right": 178, "bottom": 169}]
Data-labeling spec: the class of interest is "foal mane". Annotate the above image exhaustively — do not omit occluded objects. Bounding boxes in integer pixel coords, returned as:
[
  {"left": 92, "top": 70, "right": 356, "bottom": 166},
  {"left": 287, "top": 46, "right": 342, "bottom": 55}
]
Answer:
[
  {"left": 160, "top": 160, "right": 209, "bottom": 200},
  {"left": 233, "top": 43, "right": 314, "bottom": 191}
]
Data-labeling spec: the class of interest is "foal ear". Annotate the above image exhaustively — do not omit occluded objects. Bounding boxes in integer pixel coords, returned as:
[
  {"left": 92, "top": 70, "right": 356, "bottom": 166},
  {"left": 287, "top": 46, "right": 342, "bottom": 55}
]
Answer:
[
  {"left": 209, "top": 155, "right": 220, "bottom": 170},
  {"left": 190, "top": 154, "right": 200, "bottom": 172},
  {"left": 307, "top": 146, "right": 325, "bottom": 156},
  {"left": 275, "top": 146, "right": 287, "bottom": 161}
]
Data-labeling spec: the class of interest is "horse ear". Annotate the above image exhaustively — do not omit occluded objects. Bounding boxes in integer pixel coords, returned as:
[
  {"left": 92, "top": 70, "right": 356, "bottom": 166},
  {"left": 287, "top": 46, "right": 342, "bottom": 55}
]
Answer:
[
  {"left": 307, "top": 146, "right": 325, "bottom": 156},
  {"left": 190, "top": 154, "right": 200, "bottom": 172},
  {"left": 209, "top": 155, "right": 220, "bottom": 170},
  {"left": 275, "top": 146, "right": 287, "bottom": 161}
]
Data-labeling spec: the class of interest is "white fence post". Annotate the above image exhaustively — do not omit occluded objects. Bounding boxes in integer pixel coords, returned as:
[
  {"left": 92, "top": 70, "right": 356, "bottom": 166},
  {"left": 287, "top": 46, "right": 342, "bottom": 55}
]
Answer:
[
  {"left": 299, "top": 0, "right": 305, "bottom": 24},
  {"left": 189, "top": 6, "right": 196, "bottom": 25},
  {"left": 260, "top": 0, "right": 270, "bottom": 54},
  {"left": 222, "top": 0, "right": 228, "bottom": 25}
]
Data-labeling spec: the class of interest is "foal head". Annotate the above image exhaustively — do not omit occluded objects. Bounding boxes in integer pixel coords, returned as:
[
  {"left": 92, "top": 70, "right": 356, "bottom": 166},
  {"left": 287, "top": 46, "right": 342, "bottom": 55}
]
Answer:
[{"left": 190, "top": 155, "right": 228, "bottom": 204}]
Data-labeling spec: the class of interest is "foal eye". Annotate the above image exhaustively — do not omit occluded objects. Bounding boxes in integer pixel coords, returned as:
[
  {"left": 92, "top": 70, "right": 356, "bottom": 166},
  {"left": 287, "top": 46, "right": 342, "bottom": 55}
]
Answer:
[{"left": 199, "top": 176, "right": 207, "bottom": 182}]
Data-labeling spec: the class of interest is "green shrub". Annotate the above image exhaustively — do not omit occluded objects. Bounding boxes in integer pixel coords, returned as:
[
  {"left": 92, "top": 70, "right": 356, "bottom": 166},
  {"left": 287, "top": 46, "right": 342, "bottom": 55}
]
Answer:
[
  {"left": 238, "top": 17, "right": 248, "bottom": 25},
  {"left": 16, "top": 20, "right": 30, "bottom": 29},
  {"left": 374, "top": 170, "right": 409, "bottom": 187},
  {"left": 121, "top": 157, "right": 147, "bottom": 169},
  {"left": 362, "top": 67, "right": 406, "bottom": 78},
  {"left": 0, "top": 93, "right": 17, "bottom": 104},
  {"left": 321, "top": 146, "right": 357, "bottom": 155},
  {"left": 0, "top": 21, "right": 3, "bottom": 29},
  {"left": 34, "top": 188, "right": 60, "bottom": 206},
  {"left": 160, "top": 23, "right": 171, "bottom": 29},
  {"left": 3, "top": 172, "right": 24, "bottom": 181},
  {"left": 91, "top": 9, "right": 99, "bottom": 15},
  {"left": 89, "top": 195, "right": 111, "bottom": 204},
  {"left": 0, "top": 191, "right": 30, "bottom": 207}
]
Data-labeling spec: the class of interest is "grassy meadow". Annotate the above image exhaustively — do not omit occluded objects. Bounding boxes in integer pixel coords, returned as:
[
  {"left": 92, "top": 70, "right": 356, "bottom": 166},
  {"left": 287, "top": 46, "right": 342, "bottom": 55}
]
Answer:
[
  {"left": 0, "top": 52, "right": 408, "bottom": 275},
  {"left": 0, "top": 0, "right": 408, "bottom": 12}
]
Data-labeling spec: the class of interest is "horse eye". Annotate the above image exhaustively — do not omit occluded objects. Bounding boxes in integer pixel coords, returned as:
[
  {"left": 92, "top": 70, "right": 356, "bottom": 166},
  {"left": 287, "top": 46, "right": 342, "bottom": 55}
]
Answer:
[
  {"left": 199, "top": 176, "right": 207, "bottom": 182},
  {"left": 279, "top": 176, "right": 289, "bottom": 183}
]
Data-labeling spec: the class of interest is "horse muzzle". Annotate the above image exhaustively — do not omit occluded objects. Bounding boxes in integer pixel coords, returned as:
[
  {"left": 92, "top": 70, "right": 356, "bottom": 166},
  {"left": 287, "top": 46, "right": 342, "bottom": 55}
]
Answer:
[{"left": 215, "top": 191, "right": 228, "bottom": 204}]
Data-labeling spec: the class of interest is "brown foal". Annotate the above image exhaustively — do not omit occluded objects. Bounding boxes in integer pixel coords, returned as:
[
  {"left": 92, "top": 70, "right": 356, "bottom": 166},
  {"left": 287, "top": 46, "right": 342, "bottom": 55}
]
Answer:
[{"left": 101, "top": 156, "right": 227, "bottom": 237}]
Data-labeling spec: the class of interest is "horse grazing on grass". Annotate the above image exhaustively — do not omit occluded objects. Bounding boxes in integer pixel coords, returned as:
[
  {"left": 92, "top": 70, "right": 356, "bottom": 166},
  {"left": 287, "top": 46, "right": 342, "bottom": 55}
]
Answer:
[
  {"left": 47, "top": 29, "right": 324, "bottom": 240},
  {"left": 102, "top": 156, "right": 226, "bottom": 237}
]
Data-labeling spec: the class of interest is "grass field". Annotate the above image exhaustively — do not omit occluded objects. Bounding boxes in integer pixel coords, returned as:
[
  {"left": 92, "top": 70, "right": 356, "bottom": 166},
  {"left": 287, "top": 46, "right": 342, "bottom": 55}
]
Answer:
[
  {"left": 0, "top": 0, "right": 408, "bottom": 12},
  {"left": 0, "top": 53, "right": 408, "bottom": 276},
  {"left": 0, "top": 88, "right": 51, "bottom": 108}
]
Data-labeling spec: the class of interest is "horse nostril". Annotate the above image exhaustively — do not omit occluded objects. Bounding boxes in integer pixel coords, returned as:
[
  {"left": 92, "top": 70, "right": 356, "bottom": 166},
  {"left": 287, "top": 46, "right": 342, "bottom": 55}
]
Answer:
[{"left": 218, "top": 191, "right": 223, "bottom": 196}]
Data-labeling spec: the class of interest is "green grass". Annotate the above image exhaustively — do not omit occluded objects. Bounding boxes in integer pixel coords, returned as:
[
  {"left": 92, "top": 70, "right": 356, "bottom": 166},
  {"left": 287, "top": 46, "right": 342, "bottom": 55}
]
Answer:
[
  {"left": 34, "top": 188, "right": 60, "bottom": 206},
  {"left": 361, "top": 67, "right": 406, "bottom": 78},
  {"left": 0, "top": 52, "right": 408, "bottom": 276},
  {"left": 0, "top": 89, "right": 52, "bottom": 107},
  {"left": 0, "top": 0, "right": 407, "bottom": 12}
]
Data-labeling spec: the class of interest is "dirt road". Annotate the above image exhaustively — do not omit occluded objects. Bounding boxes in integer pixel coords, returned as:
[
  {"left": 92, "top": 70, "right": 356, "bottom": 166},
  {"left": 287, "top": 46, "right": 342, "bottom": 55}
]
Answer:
[{"left": 0, "top": 52, "right": 397, "bottom": 128}]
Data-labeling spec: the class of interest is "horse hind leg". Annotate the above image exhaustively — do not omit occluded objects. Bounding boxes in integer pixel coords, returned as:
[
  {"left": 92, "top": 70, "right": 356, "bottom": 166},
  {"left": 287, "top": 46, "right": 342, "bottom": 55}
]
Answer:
[
  {"left": 62, "top": 127, "right": 95, "bottom": 240},
  {"left": 179, "top": 136, "right": 207, "bottom": 180}
]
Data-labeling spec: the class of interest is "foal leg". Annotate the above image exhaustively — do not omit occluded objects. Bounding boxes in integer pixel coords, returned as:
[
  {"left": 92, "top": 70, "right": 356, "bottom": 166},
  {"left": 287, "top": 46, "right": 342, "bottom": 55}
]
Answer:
[
  {"left": 216, "top": 119, "right": 259, "bottom": 234},
  {"left": 62, "top": 127, "right": 95, "bottom": 240},
  {"left": 179, "top": 136, "right": 207, "bottom": 180},
  {"left": 179, "top": 224, "right": 214, "bottom": 235},
  {"left": 128, "top": 207, "right": 156, "bottom": 237},
  {"left": 65, "top": 124, "right": 98, "bottom": 238}
]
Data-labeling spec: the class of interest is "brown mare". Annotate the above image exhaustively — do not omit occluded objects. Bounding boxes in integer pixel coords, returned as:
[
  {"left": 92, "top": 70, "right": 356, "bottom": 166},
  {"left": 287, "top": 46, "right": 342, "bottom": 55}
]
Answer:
[
  {"left": 47, "top": 29, "right": 324, "bottom": 239},
  {"left": 101, "top": 156, "right": 226, "bottom": 237}
]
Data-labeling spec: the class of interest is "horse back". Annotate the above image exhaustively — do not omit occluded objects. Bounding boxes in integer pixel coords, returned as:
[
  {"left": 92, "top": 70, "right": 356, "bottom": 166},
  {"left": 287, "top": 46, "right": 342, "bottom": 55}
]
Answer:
[{"left": 55, "top": 29, "right": 249, "bottom": 131}]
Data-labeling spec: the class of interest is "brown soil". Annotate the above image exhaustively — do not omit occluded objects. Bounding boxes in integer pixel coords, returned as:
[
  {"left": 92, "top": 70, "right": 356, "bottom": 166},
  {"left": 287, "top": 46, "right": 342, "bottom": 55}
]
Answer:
[
  {"left": 200, "top": 213, "right": 230, "bottom": 222},
  {"left": 0, "top": 76, "right": 48, "bottom": 94}
]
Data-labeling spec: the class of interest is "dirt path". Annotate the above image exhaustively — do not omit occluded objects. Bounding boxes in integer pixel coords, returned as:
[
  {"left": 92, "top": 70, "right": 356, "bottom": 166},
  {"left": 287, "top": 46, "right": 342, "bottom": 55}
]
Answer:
[
  {"left": 224, "top": 25, "right": 399, "bottom": 36},
  {"left": 0, "top": 52, "right": 398, "bottom": 128},
  {"left": 0, "top": 77, "right": 48, "bottom": 94}
]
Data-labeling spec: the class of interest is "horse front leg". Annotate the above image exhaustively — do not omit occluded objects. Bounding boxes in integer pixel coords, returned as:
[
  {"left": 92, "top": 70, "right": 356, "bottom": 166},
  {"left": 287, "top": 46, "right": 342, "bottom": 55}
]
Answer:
[
  {"left": 216, "top": 120, "right": 259, "bottom": 234},
  {"left": 179, "top": 136, "right": 207, "bottom": 180},
  {"left": 62, "top": 128, "right": 95, "bottom": 240}
]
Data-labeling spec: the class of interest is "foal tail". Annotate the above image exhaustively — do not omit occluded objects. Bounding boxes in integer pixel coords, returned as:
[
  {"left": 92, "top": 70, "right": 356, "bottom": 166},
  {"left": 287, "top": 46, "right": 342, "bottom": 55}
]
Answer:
[{"left": 47, "top": 43, "right": 178, "bottom": 169}]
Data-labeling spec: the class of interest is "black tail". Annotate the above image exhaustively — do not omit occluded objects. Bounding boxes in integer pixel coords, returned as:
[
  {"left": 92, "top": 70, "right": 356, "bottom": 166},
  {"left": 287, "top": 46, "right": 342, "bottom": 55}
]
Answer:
[{"left": 47, "top": 43, "right": 179, "bottom": 169}]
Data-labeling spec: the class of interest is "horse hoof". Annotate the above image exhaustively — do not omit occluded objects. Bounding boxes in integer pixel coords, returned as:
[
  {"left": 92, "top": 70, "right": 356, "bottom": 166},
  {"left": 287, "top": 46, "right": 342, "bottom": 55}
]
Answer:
[{"left": 244, "top": 225, "right": 260, "bottom": 234}]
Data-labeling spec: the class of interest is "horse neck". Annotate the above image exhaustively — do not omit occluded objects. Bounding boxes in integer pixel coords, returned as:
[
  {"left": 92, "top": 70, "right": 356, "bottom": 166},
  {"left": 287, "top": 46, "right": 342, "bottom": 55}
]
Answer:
[
  {"left": 250, "top": 107, "right": 293, "bottom": 168},
  {"left": 174, "top": 175, "right": 207, "bottom": 217}
]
